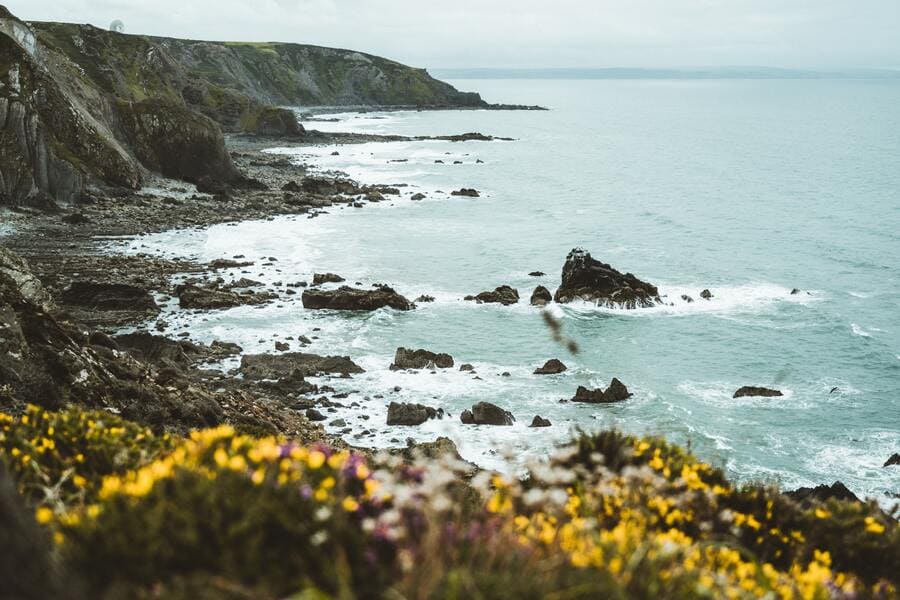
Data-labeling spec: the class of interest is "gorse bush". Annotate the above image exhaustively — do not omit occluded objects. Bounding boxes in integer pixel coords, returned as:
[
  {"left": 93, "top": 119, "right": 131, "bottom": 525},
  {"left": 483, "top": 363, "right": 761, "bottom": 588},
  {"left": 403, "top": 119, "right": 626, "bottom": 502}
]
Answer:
[
  {"left": 0, "top": 405, "right": 173, "bottom": 509},
  {"left": 1, "top": 405, "right": 897, "bottom": 599}
]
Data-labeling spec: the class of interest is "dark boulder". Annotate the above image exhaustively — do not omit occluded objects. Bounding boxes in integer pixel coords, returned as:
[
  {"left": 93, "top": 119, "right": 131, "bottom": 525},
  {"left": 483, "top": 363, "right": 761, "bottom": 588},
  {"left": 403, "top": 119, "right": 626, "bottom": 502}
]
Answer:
[
  {"left": 240, "top": 352, "right": 364, "bottom": 379},
  {"left": 386, "top": 402, "right": 445, "bottom": 425},
  {"left": 534, "top": 359, "right": 567, "bottom": 375},
  {"left": 786, "top": 482, "right": 861, "bottom": 508},
  {"left": 459, "top": 363, "right": 475, "bottom": 372},
  {"left": 475, "top": 285, "right": 519, "bottom": 305},
  {"left": 242, "top": 106, "right": 305, "bottom": 137},
  {"left": 60, "top": 281, "right": 158, "bottom": 313},
  {"left": 390, "top": 347, "right": 454, "bottom": 370},
  {"left": 554, "top": 248, "right": 660, "bottom": 308},
  {"left": 529, "top": 416, "right": 551, "bottom": 427},
  {"left": 571, "top": 378, "right": 632, "bottom": 403},
  {"left": 415, "top": 295, "right": 435, "bottom": 303},
  {"left": 681, "top": 294, "right": 694, "bottom": 303},
  {"left": 460, "top": 402, "right": 515, "bottom": 426},
  {"left": 884, "top": 453, "right": 900, "bottom": 467},
  {"left": 411, "top": 193, "right": 426, "bottom": 201},
  {"left": 176, "top": 283, "right": 273, "bottom": 310},
  {"left": 450, "top": 188, "right": 480, "bottom": 197},
  {"left": 700, "top": 289, "right": 713, "bottom": 300},
  {"left": 530, "top": 285, "right": 552, "bottom": 306},
  {"left": 529, "top": 271, "right": 546, "bottom": 277},
  {"left": 302, "top": 285, "right": 414, "bottom": 311},
  {"left": 312, "top": 273, "right": 345, "bottom": 285},
  {"left": 305, "top": 408, "right": 327, "bottom": 422},
  {"left": 733, "top": 386, "right": 783, "bottom": 399}
]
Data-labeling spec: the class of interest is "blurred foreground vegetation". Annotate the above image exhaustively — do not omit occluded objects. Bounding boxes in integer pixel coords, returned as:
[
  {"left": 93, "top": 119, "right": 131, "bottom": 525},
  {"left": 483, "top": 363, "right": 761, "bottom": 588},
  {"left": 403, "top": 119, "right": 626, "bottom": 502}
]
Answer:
[{"left": 1, "top": 405, "right": 897, "bottom": 599}]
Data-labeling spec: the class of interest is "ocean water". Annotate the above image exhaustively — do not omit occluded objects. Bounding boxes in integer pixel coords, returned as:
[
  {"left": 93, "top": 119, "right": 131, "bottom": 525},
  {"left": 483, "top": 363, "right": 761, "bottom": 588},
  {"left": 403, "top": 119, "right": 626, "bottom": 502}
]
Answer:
[{"left": 123, "top": 79, "right": 900, "bottom": 504}]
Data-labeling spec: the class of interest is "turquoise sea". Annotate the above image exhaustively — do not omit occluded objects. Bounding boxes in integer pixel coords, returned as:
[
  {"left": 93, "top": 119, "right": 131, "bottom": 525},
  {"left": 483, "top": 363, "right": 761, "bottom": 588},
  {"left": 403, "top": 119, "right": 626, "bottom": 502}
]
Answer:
[{"left": 126, "top": 79, "right": 900, "bottom": 504}]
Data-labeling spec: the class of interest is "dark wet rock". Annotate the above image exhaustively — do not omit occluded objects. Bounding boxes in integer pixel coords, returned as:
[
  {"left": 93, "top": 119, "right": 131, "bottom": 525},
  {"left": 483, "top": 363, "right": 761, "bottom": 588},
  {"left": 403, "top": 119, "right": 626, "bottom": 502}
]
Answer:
[
  {"left": 60, "top": 281, "right": 158, "bottom": 313},
  {"left": 681, "top": 294, "right": 694, "bottom": 303},
  {"left": 450, "top": 188, "right": 480, "bottom": 197},
  {"left": 208, "top": 258, "right": 254, "bottom": 269},
  {"left": 534, "top": 359, "right": 567, "bottom": 375},
  {"left": 475, "top": 285, "right": 519, "bottom": 305},
  {"left": 386, "top": 401, "right": 445, "bottom": 425},
  {"left": 530, "top": 416, "right": 552, "bottom": 428},
  {"left": 312, "top": 272, "right": 345, "bottom": 285},
  {"left": 275, "top": 341, "right": 290, "bottom": 351},
  {"left": 329, "top": 418, "right": 346, "bottom": 427},
  {"left": 530, "top": 285, "right": 552, "bottom": 306},
  {"left": 302, "top": 285, "right": 414, "bottom": 311},
  {"left": 415, "top": 295, "right": 435, "bottom": 303},
  {"left": 790, "top": 288, "right": 801, "bottom": 295},
  {"left": 554, "top": 248, "right": 660, "bottom": 308},
  {"left": 366, "top": 191, "right": 386, "bottom": 202},
  {"left": 61, "top": 213, "right": 90, "bottom": 225},
  {"left": 700, "top": 289, "right": 713, "bottom": 300},
  {"left": 195, "top": 176, "right": 231, "bottom": 197},
  {"left": 529, "top": 271, "right": 546, "bottom": 277},
  {"left": 242, "top": 106, "right": 305, "bottom": 137},
  {"left": 390, "top": 347, "right": 454, "bottom": 370},
  {"left": 176, "top": 283, "right": 273, "bottom": 310},
  {"left": 501, "top": 372, "right": 511, "bottom": 377},
  {"left": 411, "top": 193, "right": 426, "bottom": 201},
  {"left": 240, "top": 352, "right": 364, "bottom": 379},
  {"left": 883, "top": 453, "right": 900, "bottom": 467},
  {"left": 226, "top": 277, "right": 263, "bottom": 289},
  {"left": 786, "top": 481, "right": 861, "bottom": 507},
  {"left": 460, "top": 402, "right": 515, "bottom": 426},
  {"left": 305, "top": 408, "right": 326, "bottom": 422},
  {"left": 459, "top": 363, "right": 475, "bottom": 372},
  {"left": 571, "top": 378, "right": 632, "bottom": 403},
  {"left": 733, "top": 386, "right": 783, "bottom": 399}
]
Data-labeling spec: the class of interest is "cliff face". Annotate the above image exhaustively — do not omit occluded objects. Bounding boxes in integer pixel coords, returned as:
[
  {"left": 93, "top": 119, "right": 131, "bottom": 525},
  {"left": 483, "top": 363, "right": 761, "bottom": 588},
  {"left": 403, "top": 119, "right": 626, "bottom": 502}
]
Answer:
[{"left": 0, "top": 6, "right": 484, "bottom": 207}]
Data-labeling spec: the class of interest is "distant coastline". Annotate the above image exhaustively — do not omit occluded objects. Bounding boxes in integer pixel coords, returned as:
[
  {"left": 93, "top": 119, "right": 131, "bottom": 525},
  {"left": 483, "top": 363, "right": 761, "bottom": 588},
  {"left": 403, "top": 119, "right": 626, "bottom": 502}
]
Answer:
[{"left": 432, "top": 66, "right": 900, "bottom": 80}]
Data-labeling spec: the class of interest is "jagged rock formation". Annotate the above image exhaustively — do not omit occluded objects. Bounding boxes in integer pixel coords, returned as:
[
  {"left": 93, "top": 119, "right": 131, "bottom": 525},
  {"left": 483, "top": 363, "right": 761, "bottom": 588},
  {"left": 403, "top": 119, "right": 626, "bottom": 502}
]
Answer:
[
  {"left": 570, "top": 378, "right": 632, "bottom": 403},
  {"left": 390, "top": 347, "right": 454, "bottom": 370},
  {"left": 386, "top": 402, "right": 444, "bottom": 426},
  {"left": 302, "top": 285, "right": 415, "bottom": 311},
  {"left": 554, "top": 248, "right": 661, "bottom": 309}
]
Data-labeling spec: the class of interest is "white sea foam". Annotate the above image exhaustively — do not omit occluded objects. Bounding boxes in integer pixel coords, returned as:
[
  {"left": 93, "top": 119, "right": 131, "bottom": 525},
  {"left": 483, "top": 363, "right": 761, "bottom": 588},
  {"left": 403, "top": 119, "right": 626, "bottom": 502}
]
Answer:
[{"left": 851, "top": 323, "right": 873, "bottom": 337}]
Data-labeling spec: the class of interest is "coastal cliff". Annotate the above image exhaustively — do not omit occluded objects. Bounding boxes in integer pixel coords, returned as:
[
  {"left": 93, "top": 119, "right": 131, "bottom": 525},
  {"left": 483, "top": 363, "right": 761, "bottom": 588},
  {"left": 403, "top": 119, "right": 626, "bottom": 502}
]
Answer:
[{"left": 0, "top": 5, "right": 485, "bottom": 206}]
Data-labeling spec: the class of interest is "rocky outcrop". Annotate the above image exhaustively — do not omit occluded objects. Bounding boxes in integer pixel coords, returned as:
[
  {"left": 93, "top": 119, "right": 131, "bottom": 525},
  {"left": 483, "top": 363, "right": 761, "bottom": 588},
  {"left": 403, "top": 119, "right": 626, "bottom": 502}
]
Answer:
[
  {"left": 114, "top": 333, "right": 241, "bottom": 368},
  {"left": 571, "top": 378, "right": 632, "bottom": 403},
  {"left": 534, "top": 359, "right": 567, "bottom": 375},
  {"left": 460, "top": 402, "right": 514, "bottom": 426},
  {"left": 240, "top": 352, "right": 364, "bottom": 379},
  {"left": 389, "top": 347, "right": 454, "bottom": 370},
  {"left": 530, "top": 285, "right": 552, "bottom": 306},
  {"left": 529, "top": 416, "right": 551, "bottom": 428},
  {"left": 59, "top": 281, "right": 158, "bottom": 312},
  {"left": 884, "top": 453, "right": 900, "bottom": 467},
  {"left": 386, "top": 402, "right": 444, "bottom": 426},
  {"left": 786, "top": 482, "right": 861, "bottom": 508},
  {"left": 312, "top": 273, "right": 345, "bottom": 285},
  {"left": 115, "top": 99, "right": 240, "bottom": 184},
  {"left": 240, "top": 106, "right": 305, "bottom": 137},
  {"left": 302, "top": 285, "right": 414, "bottom": 311},
  {"left": 554, "top": 248, "right": 660, "bottom": 309},
  {"left": 474, "top": 285, "right": 519, "bottom": 305},
  {"left": 733, "top": 386, "right": 783, "bottom": 399},
  {"left": 450, "top": 188, "right": 480, "bottom": 197},
  {"left": 177, "top": 283, "right": 274, "bottom": 310}
]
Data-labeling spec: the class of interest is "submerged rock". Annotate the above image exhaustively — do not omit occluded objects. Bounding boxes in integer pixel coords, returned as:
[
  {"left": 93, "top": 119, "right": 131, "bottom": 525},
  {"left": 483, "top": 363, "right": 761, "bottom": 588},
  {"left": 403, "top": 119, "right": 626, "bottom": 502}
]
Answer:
[
  {"left": 530, "top": 285, "right": 552, "bottom": 306},
  {"left": 529, "top": 415, "right": 552, "bottom": 428},
  {"left": 475, "top": 285, "right": 519, "bottom": 305},
  {"left": 534, "top": 359, "right": 567, "bottom": 375},
  {"left": 460, "top": 402, "right": 515, "bottom": 426},
  {"left": 883, "top": 453, "right": 900, "bottom": 467},
  {"left": 450, "top": 188, "right": 480, "bottom": 197},
  {"left": 301, "top": 285, "right": 414, "bottom": 311},
  {"left": 240, "top": 352, "right": 364, "bottom": 379},
  {"left": 386, "top": 402, "right": 445, "bottom": 425},
  {"left": 571, "top": 378, "right": 632, "bottom": 403},
  {"left": 415, "top": 294, "right": 435, "bottom": 303},
  {"left": 390, "top": 347, "right": 454, "bottom": 370},
  {"left": 554, "top": 248, "right": 660, "bottom": 309},
  {"left": 733, "top": 386, "right": 783, "bottom": 399}
]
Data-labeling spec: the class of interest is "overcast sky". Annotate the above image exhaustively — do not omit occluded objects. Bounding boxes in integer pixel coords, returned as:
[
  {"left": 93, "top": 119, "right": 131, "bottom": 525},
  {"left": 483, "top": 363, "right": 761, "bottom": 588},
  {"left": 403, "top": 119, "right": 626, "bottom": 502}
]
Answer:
[{"left": 7, "top": 0, "right": 900, "bottom": 70}]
